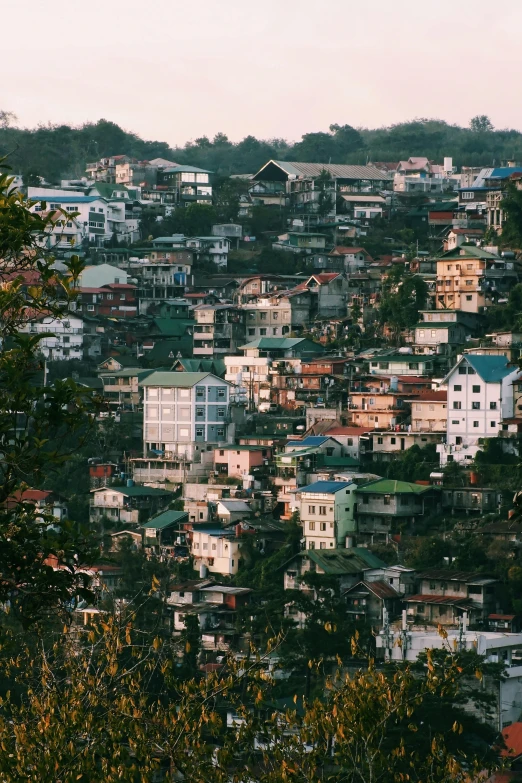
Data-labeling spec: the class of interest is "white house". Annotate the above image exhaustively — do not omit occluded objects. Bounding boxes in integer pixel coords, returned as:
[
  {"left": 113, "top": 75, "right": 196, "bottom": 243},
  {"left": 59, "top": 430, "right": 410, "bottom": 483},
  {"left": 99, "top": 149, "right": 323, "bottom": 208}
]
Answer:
[
  {"left": 139, "top": 371, "right": 233, "bottom": 462},
  {"left": 296, "top": 480, "right": 358, "bottom": 550},
  {"left": 438, "top": 354, "right": 519, "bottom": 465},
  {"left": 30, "top": 193, "right": 111, "bottom": 248},
  {"left": 78, "top": 264, "right": 129, "bottom": 288},
  {"left": 18, "top": 313, "right": 83, "bottom": 361},
  {"left": 190, "top": 527, "right": 242, "bottom": 576}
]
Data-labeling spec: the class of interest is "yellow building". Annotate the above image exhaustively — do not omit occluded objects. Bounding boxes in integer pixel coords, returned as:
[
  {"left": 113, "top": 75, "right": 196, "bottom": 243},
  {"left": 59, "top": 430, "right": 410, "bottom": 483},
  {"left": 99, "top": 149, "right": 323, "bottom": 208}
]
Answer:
[{"left": 435, "top": 247, "right": 516, "bottom": 313}]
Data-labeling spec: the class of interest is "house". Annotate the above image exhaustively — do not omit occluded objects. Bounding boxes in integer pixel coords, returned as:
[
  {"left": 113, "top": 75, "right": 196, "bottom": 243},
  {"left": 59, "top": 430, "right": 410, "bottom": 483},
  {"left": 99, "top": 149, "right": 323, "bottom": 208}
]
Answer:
[
  {"left": 18, "top": 313, "right": 83, "bottom": 361},
  {"left": 109, "top": 529, "right": 142, "bottom": 551},
  {"left": 369, "top": 431, "right": 444, "bottom": 461},
  {"left": 376, "top": 626, "right": 522, "bottom": 730},
  {"left": 405, "top": 570, "right": 497, "bottom": 626},
  {"left": 283, "top": 547, "right": 386, "bottom": 593},
  {"left": 152, "top": 165, "right": 213, "bottom": 208},
  {"left": 437, "top": 354, "right": 519, "bottom": 465},
  {"left": 328, "top": 247, "right": 374, "bottom": 273},
  {"left": 321, "top": 426, "right": 373, "bottom": 461},
  {"left": 252, "top": 160, "right": 391, "bottom": 224},
  {"left": 89, "top": 485, "right": 174, "bottom": 526},
  {"left": 193, "top": 305, "right": 245, "bottom": 356},
  {"left": 224, "top": 354, "right": 272, "bottom": 407},
  {"left": 298, "top": 273, "right": 349, "bottom": 318},
  {"left": 368, "top": 353, "right": 435, "bottom": 377},
  {"left": 410, "top": 390, "right": 448, "bottom": 432},
  {"left": 215, "top": 499, "right": 252, "bottom": 524},
  {"left": 190, "top": 525, "right": 242, "bottom": 576},
  {"left": 435, "top": 247, "right": 518, "bottom": 313},
  {"left": 444, "top": 227, "right": 484, "bottom": 252},
  {"left": 442, "top": 487, "right": 501, "bottom": 514},
  {"left": 214, "top": 445, "right": 272, "bottom": 478},
  {"left": 139, "top": 371, "right": 233, "bottom": 461},
  {"left": 413, "top": 322, "right": 467, "bottom": 355},
  {"left": 343, "top": 580, "right": 400, "bottom": 625},
  {"left": 167, "top": 581, "right": 251, "bottom": 650},
  {"left": 141, "top": 510, "right": 189, "bottom": 557},
  {"left": 297, "top": 480, "right": 357, "bottom": 550},
  {"left": 78, "top": 263, "right": 129, "bottom": 288},
  {"left": 347, "top": 390, "right": 410, "bottom": 430},
  {"left": 355, "top": 479, "right": 441, "bottom": 544},
  {"left": 30, "top": 193, "right": 113, "bottom": 249},
  {"left": 4, "top": 488, "right": 68, "bottom": 522},
  {"left": 75, "top": 284, "right": 138, "bottom": 319},
  {"left": 394, "top": 157, "right": 449, "bottom": 193},
  {"left": 100, "top": 369, "right": 154, "bottom": 410},
  {"left": 239, "top": 337, "right": 324, "bottom": 359},
  {"left": 488, "top": 614, "right": 521, "bottom": 633},
  {"left": 136, "top": 260, "right": 191, "bottom": 315}
]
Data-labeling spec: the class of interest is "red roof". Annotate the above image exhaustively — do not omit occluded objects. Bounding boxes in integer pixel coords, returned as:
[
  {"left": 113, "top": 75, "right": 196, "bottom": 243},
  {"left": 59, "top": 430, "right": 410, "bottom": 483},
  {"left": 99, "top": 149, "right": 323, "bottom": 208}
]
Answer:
[
  {"left": 325, "top": 426, "right": 372, "bottom": 436},
  {"left": 411, "top": 390, "right": 447, "bottom": 402},
  {"left": 489, "top": 614, "right": 517, "bottom": 621},
  {"left": 450, "top": 228, "right": 484, "bottom": 235},
  {"left": 345, "top": 580, "right": 399, "bottom": 599},
  {"left": 502, "top": 722, "right": 522, "bottom": 758},
  {"left": 397, "top": 376, "right": 432, "bottom": 384},
  {"left": 103, "top": 283, "right": 137, "bottom": 290},
  {"left": 330, "top": 246, "right": 371, "bottom": 256},
  {"left": 307, "top": 273, "right": 340, "bottom": 284}
]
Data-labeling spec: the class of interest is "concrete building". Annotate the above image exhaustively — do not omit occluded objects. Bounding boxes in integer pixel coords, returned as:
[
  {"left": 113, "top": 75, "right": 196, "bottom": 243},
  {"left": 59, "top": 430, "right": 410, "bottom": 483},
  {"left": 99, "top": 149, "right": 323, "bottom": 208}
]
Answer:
[
  {"left": 297, "top": 480, "right": 358, "bottom": 550},
  {"left": 190, "top": 525, "right": 242, "bottom": 576},
  {"left": 355, "top": 479, "right": 441, "bottom": 544},
  {"left": 192, "top": 305, "right": 246, "bottom": 357},
  {"left": 18, "top": 313, "right": 83, "bottom": 361},
  {"left": 438, "top": 354, "right": 519, "bottom": 465},
  {"left": 410, "top": 390, "right": 448, "bottom": 432},
  {"left": 435, "top": 247, "right": 518, "bottom": 313}
]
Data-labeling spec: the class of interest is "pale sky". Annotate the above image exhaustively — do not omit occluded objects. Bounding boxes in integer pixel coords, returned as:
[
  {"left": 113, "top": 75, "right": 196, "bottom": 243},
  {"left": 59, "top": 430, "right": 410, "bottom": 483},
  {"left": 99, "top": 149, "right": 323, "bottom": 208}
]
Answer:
[{"left": 3, "top": 0, "right": 522, "bottom": 146}]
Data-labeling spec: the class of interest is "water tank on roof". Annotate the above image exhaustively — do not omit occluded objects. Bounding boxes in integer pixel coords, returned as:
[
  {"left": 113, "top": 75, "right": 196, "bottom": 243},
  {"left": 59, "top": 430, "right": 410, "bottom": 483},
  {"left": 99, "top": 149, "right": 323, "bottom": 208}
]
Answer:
[
  {"left": 390, "top": 376, "right": 399, "bottom": 391},
  {"left": 199, "top": 563, "right": 208, "bottom": 578}
]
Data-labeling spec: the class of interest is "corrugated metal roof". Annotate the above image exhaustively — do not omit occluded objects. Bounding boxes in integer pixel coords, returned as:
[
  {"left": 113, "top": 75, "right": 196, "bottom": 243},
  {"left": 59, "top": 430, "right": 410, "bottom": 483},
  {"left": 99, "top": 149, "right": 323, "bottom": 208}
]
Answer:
[
  {"left": 406, "top": 594, "right": 472, "bottom": 606},
  {"left": 139, "top": 371, "right": 230, "bottom": 387},
  {"left": 270, "top": 161, "right": 392, "bottom": 180},
  {"left": 304, "top": 547, "right": 386, "bottom": 574},
  {"left": 141, "top": 510, "right": 188, "bottom": 529},
  {"left": 297, "top": 480, "right": 354, "bottom": 494},
  {"left": 344, "top": 580, "right": 399, "bottom": 599},
  {"left": 357, "top": 479, "right": 437, "bottom": 495}
]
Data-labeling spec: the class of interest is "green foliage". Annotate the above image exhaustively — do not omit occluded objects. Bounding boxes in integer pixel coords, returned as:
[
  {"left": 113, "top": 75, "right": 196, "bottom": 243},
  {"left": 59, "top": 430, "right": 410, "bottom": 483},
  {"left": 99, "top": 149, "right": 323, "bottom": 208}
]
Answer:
[
  {"left": 469, "top": 114, "right": 495, "bottom": 133},
  {"left": 499, "top": 181, "right": 522, "bottom": 248},
  {"left": 379, "top": 269, "right": 428, "bottom": 343},
  {"left": 372, "top": 444, "right": 439, "bottom": 483},
  {"left": 404, "top": 536, "right": 450, "bottom": 570}
]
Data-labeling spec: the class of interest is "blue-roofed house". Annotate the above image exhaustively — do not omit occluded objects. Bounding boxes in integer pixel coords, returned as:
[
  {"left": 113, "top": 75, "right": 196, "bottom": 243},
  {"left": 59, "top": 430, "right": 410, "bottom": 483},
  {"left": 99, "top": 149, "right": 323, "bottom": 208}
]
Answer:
[
  {"left": 284, "top": 436, "right": 343, "bottom": 458},
  {"left": 296, "top": 480, "right": 358, "bottom": 550},
  {"left": 438, "top": 353, "right": 520, "bottom": 465}
]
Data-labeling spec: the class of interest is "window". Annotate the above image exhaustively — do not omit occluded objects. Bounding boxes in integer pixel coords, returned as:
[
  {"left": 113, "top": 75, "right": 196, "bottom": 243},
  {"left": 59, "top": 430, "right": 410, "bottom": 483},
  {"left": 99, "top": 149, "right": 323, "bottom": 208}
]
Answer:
[
  {"left": 458, "top": 366, "right": 467, "bottom": 374},
  {"left": 472, "top": 402, "right": 480, "bottom": 410},
  {"left": 259, "top": 328, "right": 267, "bottom": 335},
  {"left": 472, "top": 385, "right": 480, "bottom": 393},
  {"left": 391, "top": 437, "right": 396, "bottom": 444},
  {"left": 87, "top": 304, "right": 94, "bottom": 312},
  {"left": 454, "top": 385, "right": 462, "bottom": 391},
  {"left": 259, "top": 312, "right": 267, "bottom": 320},
  {"left": 319, "top": 541, "right": 326, "bottom": 549},
  {"left": 309, "top": 521, "right": 316, "bottom": 531},
  {"left": 462, "top": 192, "right": 473, "bottom": 200},
  {"left": 196, "top": 427, "right": 204, "bottom": 437},
  {"left": 347, "top": 438, "right": 353, "bottom": 446},
  {"left": 217, "top": 408, "right": 225, "bottom": 418},
  {"left": 465, "top": 280, "right": 473, "bottom": 286},
  {"left": 377, "top": 437, "right": 383, "bottom": 445},
  {"left": 218, "top": 388, "right": 226, "bottom": 399},
  {"left": 490, "top": 401, "right": 497, "bottom": 409},
  {"left": 490, "top": 421, "right": 497, "bottom": 427},
  {"left": 466, "top": 295, "right": 472, "bottom": 301},
  {"left": 319, "top": 506, "right": 327, "bottom": 515},
  {"left": 363, "top": 496, "right": 369, "bottom": 504},
  {"left": 384, "top": 495, "right": 391, "bottom": 505},
  {"left": 453, "top": 401, "right": 461, "bottom": 409},
  {"left": 456, "top": 436, "right": 462, "bottom": 445},
  {"left": 248, "top": 328, "right": 255, "bottom": 336},
  {"left": 309, "top": 541, "right": 316, "bottom": 549},
  {"left": 320, "top": 522, "right": 326, "bottom": 531},
  {"left": 473, "top": 421, "right": 479, "bottom": 427},
  {"left": 196, "top": 407, "right": 205, "bottom": 418},
  {"left": 308, "top": 505, "right": 315, "bottom": 514}
]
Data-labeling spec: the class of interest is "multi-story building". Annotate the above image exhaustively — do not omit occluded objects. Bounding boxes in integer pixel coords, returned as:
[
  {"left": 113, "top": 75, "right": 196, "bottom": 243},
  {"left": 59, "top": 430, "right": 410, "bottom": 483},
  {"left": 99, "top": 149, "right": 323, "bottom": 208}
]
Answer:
[
  {"left": 355, "top": 479, "right": 441, "bottom": 544},
  {"left": 438, "top": 354, "right": 519, "bottom": 465},
  {"left": 368, "top": 353, "right": 436, "bottom": 377},
  {"left": 413, "top": 322, "right": 466, "bottom": 355},
  {"left": 192, "top": 305, "right": 246, "bottom": 357},
  {"left": 89, "top": 485, "right": 174, "bottom": 526},
  {"left": 435, "top": 247, "right": 519, "bottom": 313},
  {"left": 18, "top": 313, "right": 83, "bottom": 361},
  {"left": 152, "top": 165, "right": 213, "bottom": 208},
  {"left": 394, "top": 157, "right": 455, "bottom": 193},
  {"left": 151, "top": 234, "right": 228, "bottom": 268},
  {"left": 410, "top": 390, "right": 447, "bottom": 432},
  {"left": 190, "top": 525, "right": 242, "bottom": 576},
  {"left": 242, "top": 290, "right": 314, "bottom": 339},
  {"left": 74, "top": 284, "right": 138, "bottom": 318},
  {"left": 347, "top": 390, "right": 410, "bottom": 430},
  {"left": 297, "top": 480, "right": 358, "bottom": 550},
  {"left": 404, "top": 570, "right": 497, "bottom": 627},
  {"left": 139, "top": 371, "right": 233, "bottom": 462},
  {"left": 368, "top": 431, "right": 444, "bottom": 461},
  {"left": 251, "top": 160, "right": 392, "bottom": 224}
]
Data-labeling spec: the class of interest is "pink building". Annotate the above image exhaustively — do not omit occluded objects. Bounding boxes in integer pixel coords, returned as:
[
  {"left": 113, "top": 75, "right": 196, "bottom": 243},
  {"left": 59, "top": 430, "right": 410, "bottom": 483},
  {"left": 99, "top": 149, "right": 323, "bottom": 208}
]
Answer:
[{"left": 214, "top": 445, "right": 272, "bottom": 478}]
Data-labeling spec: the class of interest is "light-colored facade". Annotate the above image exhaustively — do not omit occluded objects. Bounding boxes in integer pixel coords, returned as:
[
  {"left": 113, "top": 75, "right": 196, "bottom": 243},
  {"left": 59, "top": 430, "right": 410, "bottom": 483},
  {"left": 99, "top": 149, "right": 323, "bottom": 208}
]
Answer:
[
  {"left": 413, "top": 323, "right": 466, "bottom": 354},
  {"left": 19, "top": 314, "right": 83, "bottom": 361},
  {"left": 298, "top": 481, "right": 357, "bottom": 550},
  {"left": 190, "top": 528, "right": 241, "bottom": 576},
  {"left": 140, "top": 372, "right": 233, "bottom": 462},
  {"left": 435, "top": 248, "right": 518, "bottom": 313},
  {"left": 410, "top": 394, "right": 447, "bottom": 432},
  {"left": 438, "top": 354, "right": 519, "bottom": 465},
  {"left": 78, "top": 264, "right": 128, "bottom": 288}
]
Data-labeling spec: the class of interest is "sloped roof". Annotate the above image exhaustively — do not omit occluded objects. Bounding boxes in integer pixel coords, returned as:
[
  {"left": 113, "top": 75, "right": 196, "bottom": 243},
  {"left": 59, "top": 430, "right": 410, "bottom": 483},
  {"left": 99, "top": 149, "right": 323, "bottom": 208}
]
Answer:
[
  {"left": 151, "top": 318, "right": 194, "bottom": 337},
  {"left": 140, "top": 371, "right": 229, "bottom": 387},
  {"left": 141, "top": 510, "right": 188, "bottom": 529},
  {"left": 443, "top": 354, "right": 516, "bottom": 385},
  {"left": 344, "top": 580, "right": 399, "bottom": 599},
  {"left": 253, "top": 160, "right": 392, "bottom": 181},
  {"left": 501, "top": 722, "right": 522, "bottom": 758},
  {"left": 92, "top": 486, "right": 174, "bottom": 498},
  {"left": 305, "top": 547, "right": 386, "bottom": 574},
  {"left": 239, "top": 337, "right": 307, "bottom": 350},
  {"left": 286, "top": 436, "right": 335, "bottom": 447},
  {"left": 297, "top": 480, "right": 354, "bottom": 494},
  {"left": 406, "top": 594, "right": 472, "bottom": 607},
  {"left": 356, "top": 479, "right": 438, "bottom": 495}
]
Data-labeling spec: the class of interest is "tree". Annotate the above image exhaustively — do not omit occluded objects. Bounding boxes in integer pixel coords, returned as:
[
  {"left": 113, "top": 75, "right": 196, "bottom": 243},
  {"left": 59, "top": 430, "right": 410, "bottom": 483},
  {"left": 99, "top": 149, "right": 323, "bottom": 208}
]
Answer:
[
  {"left": 379, "top": 270, "right": 428, "bottom": 343},
  {"left": 0, "top": 110, "right": 17, "bottom": 129},
  {"left": 0, "top": 166, "right": 98, "bottom": 622},
  {"left": 499, "top": 181, "right": 522, "bottom": 248},
  {"left": 469, "top": 115, "right": 494, "bottom": 133},
  {"left": 315, "top": 169, "right": 334, "bottom": 218}
]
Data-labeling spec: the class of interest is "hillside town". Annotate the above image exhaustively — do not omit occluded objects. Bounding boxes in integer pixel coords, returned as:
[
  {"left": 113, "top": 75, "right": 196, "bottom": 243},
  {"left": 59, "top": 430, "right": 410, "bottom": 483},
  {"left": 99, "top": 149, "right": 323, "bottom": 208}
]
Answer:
[{"left": 6, "top": 145, "right": 522, "bottom": 777}]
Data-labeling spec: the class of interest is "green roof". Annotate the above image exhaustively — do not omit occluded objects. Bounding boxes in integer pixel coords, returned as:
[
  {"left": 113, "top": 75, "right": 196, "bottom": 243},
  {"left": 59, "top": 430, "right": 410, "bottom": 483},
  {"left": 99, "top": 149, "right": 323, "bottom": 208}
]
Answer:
[
  {"left": 304, "top": 547, "right": 386, "bottom": 575},
  {"left": 139, "top": 371, "right": 230, "bottom": 387},
  {"left": 438, "top": 246, "right": 500, "bottom": 261},
  {"left": 111, "top": 369, "right": 156, "bottom": 379},
  {"left": 356, "top": 479, "right": 438, "bottom": 495},
  {"left": 151, "top": 318, "right": 194, "bottom": 337},
  {"left": 94, "top": 486, "right": 174, "bottom": 498},
  {"left": 141, "top": 510, "right": 188, "bottom": 530},
  {"left": 443, "top": 354, "right": 516, "bottom": 384},
  {"left": 172, "top": 357, "right": 225, "bottom": 376},
  {"left": 321, "top": 455, "right": 360, "bottom": 467},
  {"left": 148, "top": 339, "right": 193, "bottom": 364}
]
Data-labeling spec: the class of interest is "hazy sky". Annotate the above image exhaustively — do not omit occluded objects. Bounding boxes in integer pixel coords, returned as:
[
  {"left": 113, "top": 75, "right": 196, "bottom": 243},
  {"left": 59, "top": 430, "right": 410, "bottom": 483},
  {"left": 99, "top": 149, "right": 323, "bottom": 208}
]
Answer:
[{"left": 4, "top": 0, "right": 522, "bottom": 146}]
